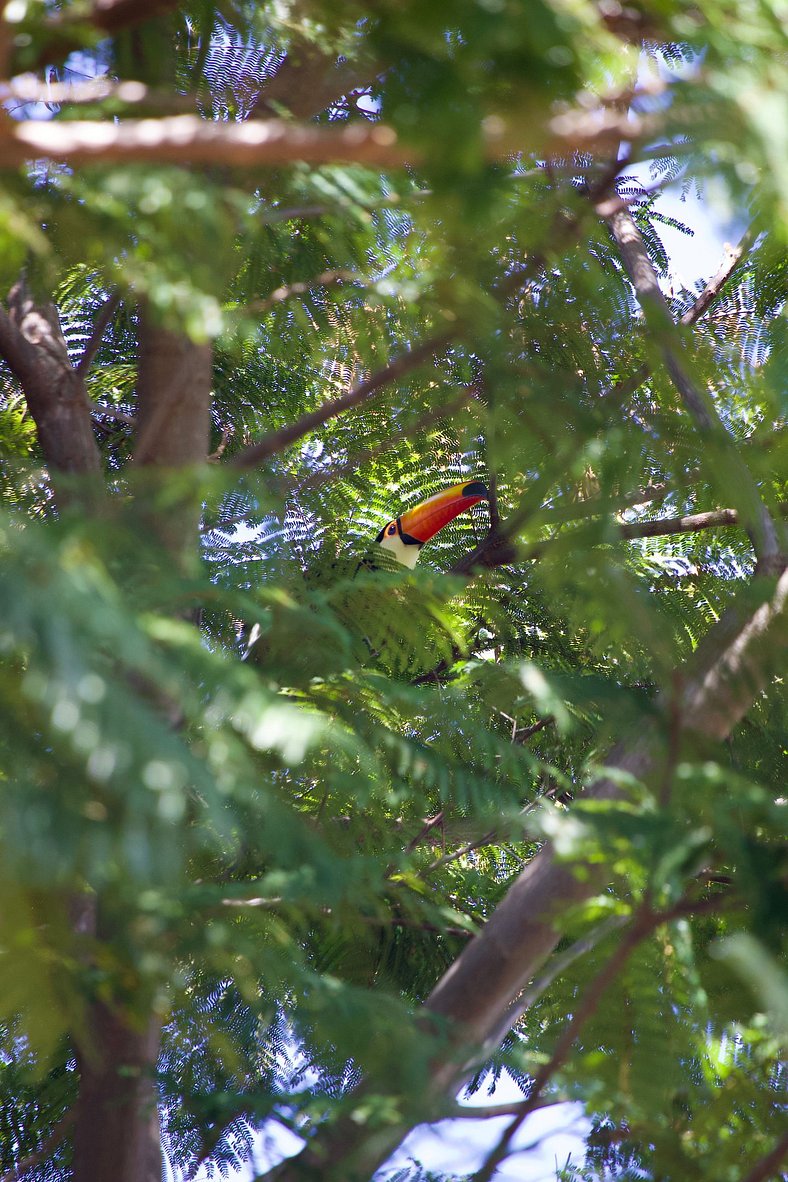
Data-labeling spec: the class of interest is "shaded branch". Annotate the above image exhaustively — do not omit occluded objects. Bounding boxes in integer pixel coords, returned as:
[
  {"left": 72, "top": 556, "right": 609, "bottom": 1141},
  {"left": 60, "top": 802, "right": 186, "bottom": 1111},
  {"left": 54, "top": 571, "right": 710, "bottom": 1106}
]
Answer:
[
  {"left": 232, "top": 332, "right": 453, "bottom": 469},
  {"left": 87, "top": 399, "right": 136, "bottom": 426},
  {"left": 599, "top": 202, "right": 782, "bottom": 573},
  {"left": 740, "top": 1132, "right": 788, "bottom": 1182},
  {"left": 0, "top": 107, "right": 661, "bottom": 171},
  {"left": 0, "top": 279, "right": 102, "bottom": 505},
  {"left": 75, "top": 290, "right": 121, "bottom": 377},
  {"left": 251, "top": 38, "right": 384, "bottom": 121}
]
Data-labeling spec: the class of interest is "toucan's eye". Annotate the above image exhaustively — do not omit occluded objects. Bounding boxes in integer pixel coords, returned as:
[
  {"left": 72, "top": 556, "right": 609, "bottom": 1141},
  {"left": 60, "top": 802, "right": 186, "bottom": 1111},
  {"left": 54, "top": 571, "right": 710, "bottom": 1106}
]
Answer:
[{"left": 387, "top": 524, "right": 396, "bottom": 536}]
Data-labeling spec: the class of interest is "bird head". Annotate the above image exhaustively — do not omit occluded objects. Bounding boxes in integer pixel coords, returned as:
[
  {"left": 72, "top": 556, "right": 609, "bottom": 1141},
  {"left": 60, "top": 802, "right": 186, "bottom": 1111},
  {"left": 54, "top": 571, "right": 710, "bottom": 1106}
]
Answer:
[{"left": 375, "top": 480, "right": 489, "bottom": 568}]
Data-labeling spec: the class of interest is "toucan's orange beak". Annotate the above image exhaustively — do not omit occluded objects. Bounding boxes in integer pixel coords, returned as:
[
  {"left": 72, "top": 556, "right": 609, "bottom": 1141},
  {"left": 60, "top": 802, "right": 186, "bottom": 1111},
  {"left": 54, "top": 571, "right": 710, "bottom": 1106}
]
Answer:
[{"left": 398, "top": 480, "right": 489, "bottom": 544}]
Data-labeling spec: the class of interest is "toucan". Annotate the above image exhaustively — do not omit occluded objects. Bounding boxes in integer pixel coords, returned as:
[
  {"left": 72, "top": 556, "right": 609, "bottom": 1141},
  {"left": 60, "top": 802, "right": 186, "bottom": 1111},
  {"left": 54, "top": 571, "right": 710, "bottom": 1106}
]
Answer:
[
  {"left": 243, "top": 480, "right": 488, "bottom": 667},
  {"left": 374, "top": 480, "right": 489, "bottom": 568}
]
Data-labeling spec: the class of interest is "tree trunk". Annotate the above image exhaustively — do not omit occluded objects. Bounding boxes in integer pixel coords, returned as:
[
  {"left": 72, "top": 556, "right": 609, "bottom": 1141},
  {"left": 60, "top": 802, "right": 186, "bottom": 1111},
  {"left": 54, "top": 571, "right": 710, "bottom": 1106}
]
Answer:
[
  {"left": 69, "top": 314, "right": 212, "bottom": 1180},
  {"left": 73, "top": 1004, "right": 162, "bottom": 1182},
  {"left": 133, "top": 306, "right": 212, "bottom": 562}
]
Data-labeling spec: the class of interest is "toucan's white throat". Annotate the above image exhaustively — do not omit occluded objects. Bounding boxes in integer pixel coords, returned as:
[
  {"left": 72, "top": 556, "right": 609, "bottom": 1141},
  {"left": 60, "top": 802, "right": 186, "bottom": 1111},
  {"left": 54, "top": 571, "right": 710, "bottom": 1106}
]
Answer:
[{"left": 377, "top": 531, "right": 421, "bottom": 568}]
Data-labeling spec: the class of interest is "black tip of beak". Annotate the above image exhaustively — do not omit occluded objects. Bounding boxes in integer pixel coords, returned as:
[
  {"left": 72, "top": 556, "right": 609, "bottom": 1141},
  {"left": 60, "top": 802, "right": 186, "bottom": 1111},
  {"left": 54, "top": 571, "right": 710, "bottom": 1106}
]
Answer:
[{"left": 462, "top": 480, "right": 489, "bottom": 499}]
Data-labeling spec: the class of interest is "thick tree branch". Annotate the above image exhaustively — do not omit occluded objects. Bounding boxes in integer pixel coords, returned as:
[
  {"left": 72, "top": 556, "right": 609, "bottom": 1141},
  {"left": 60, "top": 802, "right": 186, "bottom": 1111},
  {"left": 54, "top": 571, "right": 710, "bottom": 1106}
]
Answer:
[
  {"left": 0, "top": 108, "right": 660, "bottom": 171},
  {"left": 132, "top": 308, "right": 212, "bottom": 559},
  {"left": 133, "top": 311, "right": 212, "bottom": 468},
  {"left": 0, "top": 115, "right": 412, "bottom": 170},
  {"left": 270, "top": 564, "right": 787, "bottom": 1181},
  {"left": 470, "top": 910, "right": 653, "bottom": 1182},
  {"left": 232, "top": 332, "right": 453, "bottom": 469},
  {"left": 470, "top": 894, "right": 733, "bottom": 1182},
  {"left": 0, "top": 279, "right": 102, "bottom": 506},
  {"left": 73, "top": 1003, "right": 162, "bottom": 1182}
]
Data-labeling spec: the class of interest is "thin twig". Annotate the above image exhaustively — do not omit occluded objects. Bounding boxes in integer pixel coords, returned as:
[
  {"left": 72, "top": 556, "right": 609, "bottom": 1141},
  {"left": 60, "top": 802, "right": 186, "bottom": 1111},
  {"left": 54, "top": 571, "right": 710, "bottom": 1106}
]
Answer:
[
  {"left": 453, "top": 499, "right": 788, "bottom": 579},
  {"left": 405, "top": 811, "right": 445, "bottom": 855},
  {"left": 202, "top": 387, "right": 474, "bottom": 536},
  {"left": 513, "top": 717, "right": 554, "bottom": 743},
  {"left": 446, "top": 1096, "right": 565, "bottom": 1121},
  {"left": 485, "top": 913, "right": 630, "bottom": 1055},
  {"left": 208, "top": 425, "right": 233, "bottom": 462},
  {"left": 424, "top": 829, "right": 500, "bottom": 876},
  {"left": 289, "top": 387, "right": 476, "bottom": 496},
  {"left": 244, "top": 269, "right": 362, "bottom": 316},
  {"left": 86, "top": 399, "right": 136, "bottom": 425},
  {"left": 604, "top": 224, "right": 755, "bottom": 413}
]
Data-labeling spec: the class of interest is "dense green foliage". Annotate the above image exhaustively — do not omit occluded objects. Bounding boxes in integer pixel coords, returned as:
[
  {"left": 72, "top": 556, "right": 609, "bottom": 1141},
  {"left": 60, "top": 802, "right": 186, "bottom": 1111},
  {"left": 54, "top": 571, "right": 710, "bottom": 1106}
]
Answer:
[{"left": 0, "top": 2, "right": 785, "bottom": 1180}]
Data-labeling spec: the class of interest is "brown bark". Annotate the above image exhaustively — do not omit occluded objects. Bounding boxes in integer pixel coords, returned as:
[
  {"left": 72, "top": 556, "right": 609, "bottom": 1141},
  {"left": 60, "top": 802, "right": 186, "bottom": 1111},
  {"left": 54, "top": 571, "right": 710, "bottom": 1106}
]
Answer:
[
  {"left": 0, "top": 115, "right": 411, "bottom": 170},
  {"left": 73, "top": 1003, "right": 162, "bottom": 1182},
  {"left": 133, "top": 307, "right": 212, "bottom": 557},
  {"left": 66, "top": 314, "right": 211, "bottom": 1179},
  {"left": 134, "top": 311, "right": 212, "bottom": 468},
  {"left": 0, "top": 280, "right": 102, "bottom": 507}
]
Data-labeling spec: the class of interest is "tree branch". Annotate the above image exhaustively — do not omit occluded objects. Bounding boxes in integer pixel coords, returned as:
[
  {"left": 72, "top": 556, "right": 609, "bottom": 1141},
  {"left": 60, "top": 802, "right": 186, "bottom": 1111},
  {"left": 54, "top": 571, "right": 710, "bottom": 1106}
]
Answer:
[
  {"left": 0, "top": 279, "right": 102, "bottom": 506},
  {"left": 270, "top": 564, "right": 787, "bottom": 1181},
  {"left": 0, "top": 1111, "right": 75, "bottom": 1182},
  {"left": 243, "top": 270, "right": 362, "bottom": 317},
  {"left": 0, "top": 107, "right": 660, "bottom": 171},
  {"left": 75, "top": 290, "right": 121, "bottom": 377},
  {"left": 599, "top": 203, "right": 782, "bottom": 573},
  {"left": 232, "top": 332, "right": 453, "bottom": 469},
  {"left": 678, "top": 231, "right": 755, "bottom": 328},
  {"left": 470, "top": 910, "right": 654, "bottom": 1182},
  {"left": 739, "top": 1132, "right": 788, "bottom": 1182},
  {"left": 0, "top": 116, "right": 413, "bottom": 170}
]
